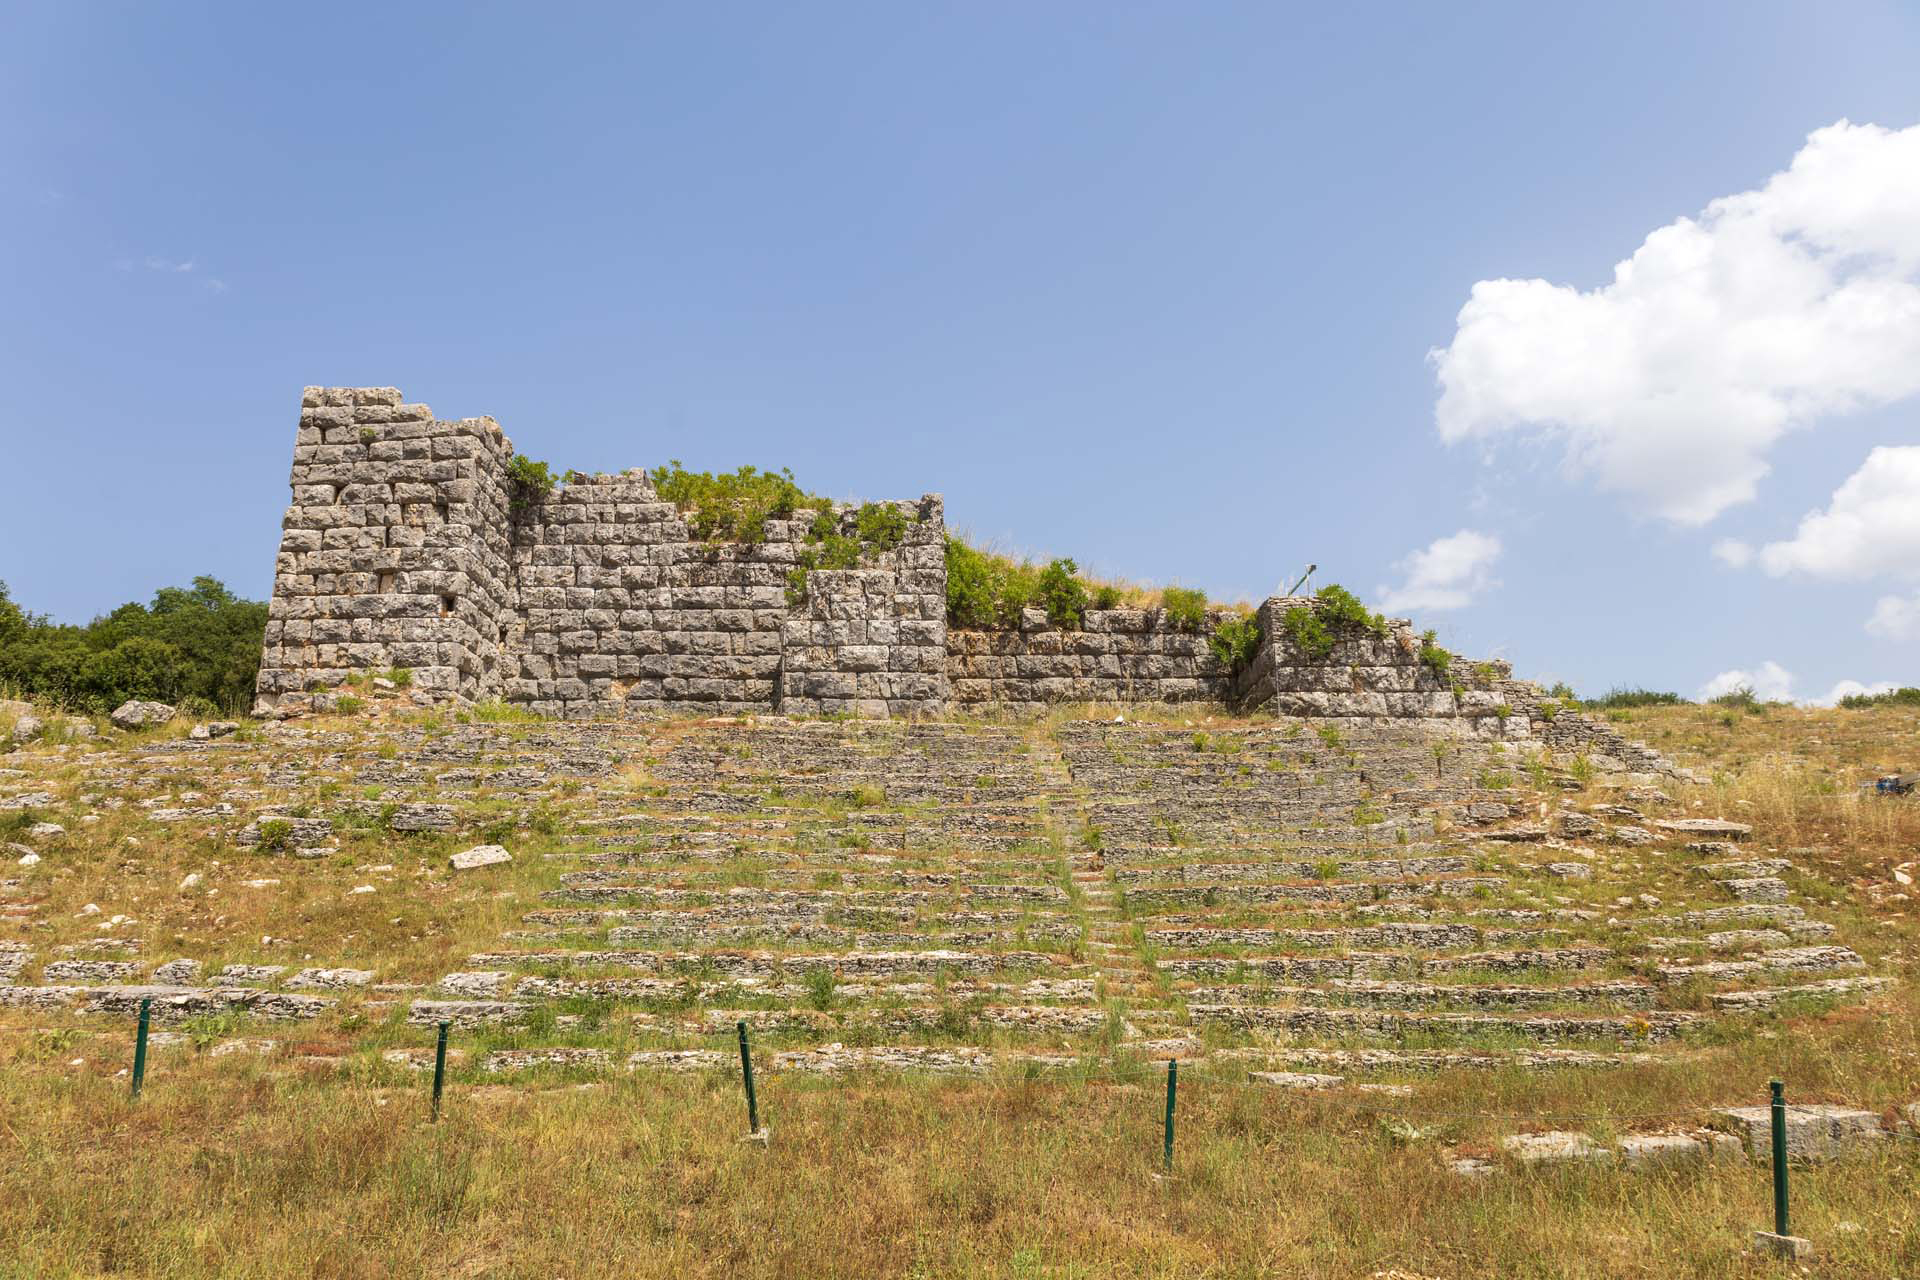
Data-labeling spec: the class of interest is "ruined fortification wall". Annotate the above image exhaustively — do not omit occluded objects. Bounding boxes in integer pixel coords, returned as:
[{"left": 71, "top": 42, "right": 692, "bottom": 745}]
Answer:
[
  {"left": 256, "top": 388, "right": 951, "bottom": 721},
  {"left": 253, "top": 387, "right": 1692, "bottom": 776},
  {"left": 255, "top": 388, "right": 516, "bottom": 709},
  {"left": 948, "top": 608, "right": 1235, "bottom": 705},
  {"left": 778, "top": 497, "right": 950, "bottom": 718}
]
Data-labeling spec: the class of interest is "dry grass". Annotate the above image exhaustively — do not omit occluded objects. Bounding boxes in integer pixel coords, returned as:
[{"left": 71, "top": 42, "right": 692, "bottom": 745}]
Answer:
[{"left": 2, "top": 701, "right": 1918, "bottom": 1276}]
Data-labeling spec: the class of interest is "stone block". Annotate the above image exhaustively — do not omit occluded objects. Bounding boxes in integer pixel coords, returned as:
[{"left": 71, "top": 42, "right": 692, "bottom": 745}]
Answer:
[{"left": 1710, "top": 1104, "right": 1884, "bottom": 1160}]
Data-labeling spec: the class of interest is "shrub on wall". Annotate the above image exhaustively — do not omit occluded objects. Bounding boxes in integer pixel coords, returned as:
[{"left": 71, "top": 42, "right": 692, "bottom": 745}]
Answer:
[
  {"left": 651, "top": 461, "right": 830, "bottom": 543},
  {"left": 1280, "top": 584, "right": 1387, "bottom": 662},
  {"left": 1161, "top": 586, "right": 1207, "bottom": 632},
  {"left": 505, "top": 455, "right": 555, "bottom": 522},
  {"left": 1208, "top": 612, "right": 1261, "bottom": 671},
  {"left": 786, "top": 502, "right": 917, "bottom": 605},
  {"left": 945, "top": 538, "right": 1040, "bottom": 629},
  {"left": 1036, "top": 558, "right": 1090, "bottom": 630}
]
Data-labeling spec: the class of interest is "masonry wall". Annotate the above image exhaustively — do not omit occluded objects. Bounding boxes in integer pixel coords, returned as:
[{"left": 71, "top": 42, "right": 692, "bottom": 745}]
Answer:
[
  {"left": 503, "top": 473, "right": 801, "bottom": 717},
  {"left": 254, "top": 387, "right": 1693, "bottom": 776},
  {"left": 255, "top": 387, "right": 516, "bottom": 710},
  {"left": 778, "top": 497, "right": 950, "bottom": 717},
  {"left": 948, "top": 608, "right": 1234, "bottom": 705},
  {"left": 256, "top": 388, "right": 951, "bottom": 720}
]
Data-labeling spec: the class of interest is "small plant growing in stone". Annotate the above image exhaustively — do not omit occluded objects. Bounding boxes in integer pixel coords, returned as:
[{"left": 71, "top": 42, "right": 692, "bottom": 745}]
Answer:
[
  {"left": 256, "top": 819, "right": 293, "bottom": 853},
  {"left": 651, "top": 460, "right": 827, "bottom": 543},
  {"left": 1035, "top": 558, "right": 1090, "bottom": 630},
  {"left": 1160, "top": 586, "right": 1207, "bottom": 632},
  {"left": 804, "top": 967, "right": 838, "bottom": 1012},
  {"left": 1417, "top": 630, "right": 1451, "bottom": 678},
  {"left": 1208, "top": 613, "right": 1260, "bottom": 671},
  {"left": 505, "top": 454, "right": 555, "bottom": 522}
]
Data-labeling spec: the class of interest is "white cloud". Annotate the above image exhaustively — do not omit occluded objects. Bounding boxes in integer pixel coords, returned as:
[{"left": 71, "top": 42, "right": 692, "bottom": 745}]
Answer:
[
  {"left": 1697, "top": 661, "right": 1902, "bottom": 706},
  {"left": 1699, "top": 660, "right": 1797, "bottom": 703},
  {"left": 1710, "top": 538, "right": 1753, "bottom": 568},
  {"left": 1867, "top": 592, "right": 1920, "bottom": 640},
  {"left": 1820, "top": 678, "right": 1900, "bottom": 705},
  {"left": 1376, "top": 529, "right": 1502, "bottom": 614},
  {"left": 1431, "top": 120, "right": 1920, "bottom": 526},
  {"left": 144, "top": 255, "right": 197, "bottom": 273},
  {"left": 1753, "top": 445, "right": 1920, "bottom": 579}
]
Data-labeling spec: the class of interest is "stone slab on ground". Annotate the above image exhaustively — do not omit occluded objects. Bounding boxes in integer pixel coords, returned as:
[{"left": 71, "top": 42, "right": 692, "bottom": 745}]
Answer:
[
  {"left": 450, "top": 844, "right": 512, "bottom": 871},
  {"left": 1711, "top": 1104, "right": 1884, "bottom": 1160}
]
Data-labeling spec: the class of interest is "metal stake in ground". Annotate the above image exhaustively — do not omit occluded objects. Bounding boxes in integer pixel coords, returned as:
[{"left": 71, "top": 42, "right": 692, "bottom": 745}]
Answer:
[
  {"left": 1753, "top": 1078, "right": 1813, "bottom": 1261},
  {"left": 431, "top": 1021, "right": 450, "bottom": 1122},
  {"left": 1771, "top": 1079, "right": 1789, "bottom": 1235},
  {"left": 130, "top": 997, "right": 151, "bottom": 1099},
  {"left": 736, "top": 1020, "right": 763, "bottom": 1137},
  {"left": 1162, "top": 1059, "right": 1177, "bottom": 1172}
]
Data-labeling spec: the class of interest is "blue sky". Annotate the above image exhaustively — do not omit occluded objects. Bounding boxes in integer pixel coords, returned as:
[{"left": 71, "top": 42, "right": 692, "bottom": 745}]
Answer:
[{"left": 3, "top": 3, "right": 1918, "bottom": 701}]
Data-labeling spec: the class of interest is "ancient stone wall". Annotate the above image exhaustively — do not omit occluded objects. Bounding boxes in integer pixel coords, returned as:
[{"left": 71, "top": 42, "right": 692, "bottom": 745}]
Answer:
[
  {"left": 254, "top": 386, "right": 1693, "bottom": 777},
  {"left": 777, "top": 497, "right": 950, "bottom": 717},
  {"left": 256, "top": 388, "right": 951, "bottom": 721},
  {"left": 255, "top": 388, "right": 517, "bottom": 709},
  {"left": 503, "top": 472, "right": 800, "bottom": 717},
  {"left": 948, "top": 608, "right": 1234, "bottom": 705}
]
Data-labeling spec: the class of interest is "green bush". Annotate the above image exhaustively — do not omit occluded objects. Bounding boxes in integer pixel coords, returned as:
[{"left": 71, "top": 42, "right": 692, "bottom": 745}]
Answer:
[
  {"left": 1281, "top": 605, "right": 1332, "bottom": 660},
  {"left": 944, "top": 538, "right": 1041, "bottom": 629},
  {"left": 1208, "top": 613, "right": 1261, "bottom": 671},
  {"left": 786, "top": 502, "right": 917, "bottom": 605},
  {"left": 1036, "top": 558, "right": 1090, "bottom": 630},
  {"left": 651, "top": 461, "right": 828, "bottom": 543},
  {"left": 1838, "top": 686, "right": 1920, "bottom": 709},
  {"left": 0, "top": 576, "right": 266, "bottom": 715},
  {"left": 1586, "top": 687, "right": 1685, "bottom": 709},
  {"left": 1417, "top": 629, "right": 1451, "bottom": 679},
  {"left": 505, "top": 454, "right": 554, "bottom": 522},
  {"left": 1161, "top": 586, "right": 1207, "bottom": 632},
  {"left": 256, "top": 819, "right": 293, "bottom": 853},
  {"left": 1091, "top": 584, "right": 1123, "bottom": 610},
  {"left": 1280, "top": 584, "right": 1385, "bottom": 662}
]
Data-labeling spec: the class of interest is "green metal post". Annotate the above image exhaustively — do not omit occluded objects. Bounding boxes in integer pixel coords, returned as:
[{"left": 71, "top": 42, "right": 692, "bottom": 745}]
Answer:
[
  {"left": 737, "top": 1020, "right": 760, "bottom": 1133},
  {"left": 130, "top": 998, "right": 151, "bottom": 1099},
  {"left": 431, "top": 1021, "right": 449, "bottom": 1122},
  {"left": 1162, "top": 1059, "right": 1177, "bottom": 1171},
  {"left": 1770, "top": 1079, "right": 1789, "bottom": 1237}
]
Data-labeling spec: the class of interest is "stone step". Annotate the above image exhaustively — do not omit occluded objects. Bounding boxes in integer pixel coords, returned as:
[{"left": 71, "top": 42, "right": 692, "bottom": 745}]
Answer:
[
  {"left": 1188, "top": 1004, "right": 1698, "bottom": 1043},
  {"left": 1177, "top": 979, "right": 1657, "bottom": 1012}
]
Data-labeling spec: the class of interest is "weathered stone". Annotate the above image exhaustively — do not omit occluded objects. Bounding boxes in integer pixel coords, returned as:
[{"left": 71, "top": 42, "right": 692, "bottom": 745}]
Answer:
[
  {"left": 1710, "top": 1104, "right": 1884, "bottom": 1160},
  {"left": 450, "top": 844, "right": 512, "bottom": 871},
  {"left": 1501, "top": 1131, "right": 1611, "bottom": 1165},
  {"left": 110, "top": 700, "right": 176, "bottom": 730}
]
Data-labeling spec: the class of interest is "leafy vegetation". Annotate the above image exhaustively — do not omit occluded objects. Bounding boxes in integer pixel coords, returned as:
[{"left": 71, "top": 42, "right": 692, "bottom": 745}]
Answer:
[
  {"left": 786, "top": 503, "right": 915, "bottom": 605},
  {"left": 1207, "top": 613, "right": 1260, "bottom": 671},
  {"left": 1585, "top": 687, "right": 1686, "bottom": 709},
  {"left": 1838, "top": 685, "right": 1920, "bottom": 709},
  {"left": 1707, "top": 684, "right": 1767, "bottom": 713},
  {"left": 0, "top": 576, "right": 266, "bottom": 715},
  {"left": 1034, "top": 558, "right": 1090, "bottom": 630},
  {"left": 1279, "top": 583, "right": 1385, "bottom": 661},
  {"left": 505, "top": 455, "right": 555, "bottom": 522},
  {"left": 1160, "top": 586, "right": 1207, "bottom": 632},
  {"left": 650, "top": 461, "right": 830, "bottom": 543},
  {"left": 1416, "top": 629, "right": 1451, "bottom": 679}
]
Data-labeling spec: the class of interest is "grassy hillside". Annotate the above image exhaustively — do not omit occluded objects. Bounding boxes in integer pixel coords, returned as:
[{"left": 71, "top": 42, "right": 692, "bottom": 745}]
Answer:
[{"left": 0, "top": 698, "right": 1915, "bottom": 1278}]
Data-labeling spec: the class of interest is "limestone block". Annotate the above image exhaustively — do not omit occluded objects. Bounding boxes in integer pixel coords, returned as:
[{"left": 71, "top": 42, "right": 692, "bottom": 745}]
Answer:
[{"left": 1710, "top": 1104, "right": 1884, "bottom": 1160}]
